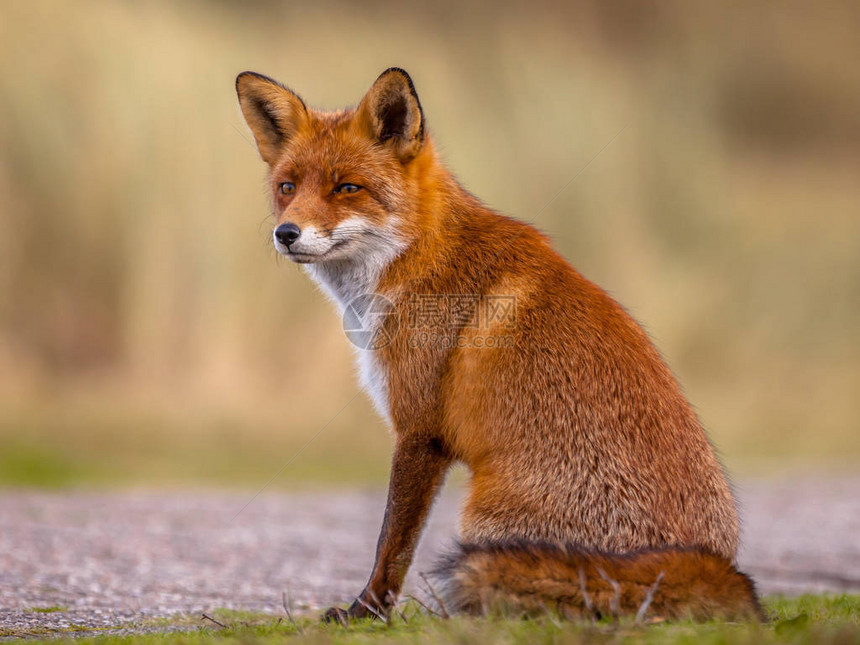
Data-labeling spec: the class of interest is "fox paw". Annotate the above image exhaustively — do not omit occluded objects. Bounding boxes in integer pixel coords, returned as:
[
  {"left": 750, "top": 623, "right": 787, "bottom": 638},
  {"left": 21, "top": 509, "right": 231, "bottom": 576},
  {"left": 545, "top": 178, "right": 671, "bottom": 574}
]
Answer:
[
  {"left": 321, "top": 605, "right": 350, "bottom": 624},
  {"left": 322, "top": 595, "right": 385, "bottom": 623}
]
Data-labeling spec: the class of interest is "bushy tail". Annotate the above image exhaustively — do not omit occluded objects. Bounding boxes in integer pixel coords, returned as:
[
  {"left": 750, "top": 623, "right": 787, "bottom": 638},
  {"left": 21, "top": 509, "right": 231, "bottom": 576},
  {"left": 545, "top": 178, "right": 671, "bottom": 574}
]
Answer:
[{"left": 429, "top": 542, "right": 762, "bottom": 622}]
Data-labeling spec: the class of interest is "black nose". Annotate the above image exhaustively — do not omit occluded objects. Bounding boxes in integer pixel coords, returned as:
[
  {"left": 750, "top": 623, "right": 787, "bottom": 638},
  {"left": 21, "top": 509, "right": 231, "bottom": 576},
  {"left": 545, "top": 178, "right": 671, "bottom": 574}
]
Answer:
[{"left": 275, "top": 223, "right": 301, "bottom": 246}]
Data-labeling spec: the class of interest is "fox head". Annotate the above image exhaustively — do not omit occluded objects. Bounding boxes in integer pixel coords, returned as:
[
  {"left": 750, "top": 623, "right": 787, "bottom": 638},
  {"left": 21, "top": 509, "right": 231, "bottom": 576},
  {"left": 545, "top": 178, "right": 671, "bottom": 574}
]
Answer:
[{"left": 236, "top": 68, "right": 433, "bottom": 274}]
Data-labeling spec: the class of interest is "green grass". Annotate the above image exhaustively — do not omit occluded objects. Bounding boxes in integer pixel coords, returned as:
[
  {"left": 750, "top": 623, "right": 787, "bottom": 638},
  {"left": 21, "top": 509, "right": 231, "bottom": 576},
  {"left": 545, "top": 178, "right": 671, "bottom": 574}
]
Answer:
[
  {"left": 5, "top": 596, "right": 859, "bottom": 644},
  {"left": 26, "top": 606, "right": 69, "bottom": 614}
]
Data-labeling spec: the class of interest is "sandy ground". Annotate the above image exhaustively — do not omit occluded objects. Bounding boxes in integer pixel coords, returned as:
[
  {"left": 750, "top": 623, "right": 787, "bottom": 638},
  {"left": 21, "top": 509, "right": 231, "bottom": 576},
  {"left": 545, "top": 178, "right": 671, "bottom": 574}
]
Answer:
[{"left": 1, "top": 477, "right": 859, "bottom": 636}]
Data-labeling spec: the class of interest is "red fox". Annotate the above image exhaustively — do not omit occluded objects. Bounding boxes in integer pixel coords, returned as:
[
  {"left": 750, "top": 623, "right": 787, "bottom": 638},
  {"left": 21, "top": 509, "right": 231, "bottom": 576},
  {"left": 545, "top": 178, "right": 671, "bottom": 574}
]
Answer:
[{"left": 236, "top": 68, "right": 760, "bottom": 622}]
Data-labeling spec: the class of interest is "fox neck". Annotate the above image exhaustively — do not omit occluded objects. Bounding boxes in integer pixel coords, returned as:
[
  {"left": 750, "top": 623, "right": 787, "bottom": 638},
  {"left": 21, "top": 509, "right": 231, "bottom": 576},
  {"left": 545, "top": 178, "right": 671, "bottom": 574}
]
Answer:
[{"left": 302, "top": 226, "right": 407, "bottom": 312}]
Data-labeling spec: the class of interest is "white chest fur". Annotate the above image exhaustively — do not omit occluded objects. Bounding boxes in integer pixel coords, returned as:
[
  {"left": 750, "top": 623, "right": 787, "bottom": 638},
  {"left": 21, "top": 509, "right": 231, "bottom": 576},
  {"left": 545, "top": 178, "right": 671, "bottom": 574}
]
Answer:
[
  {"left": 356, "top": 349, "right": 392, "bottom": 426},
  {"left": 301, "top": 219, "right": 405, "bottom": 427},
  {"left": 306, "top": 262, "right": 395, "bottom": 426}
]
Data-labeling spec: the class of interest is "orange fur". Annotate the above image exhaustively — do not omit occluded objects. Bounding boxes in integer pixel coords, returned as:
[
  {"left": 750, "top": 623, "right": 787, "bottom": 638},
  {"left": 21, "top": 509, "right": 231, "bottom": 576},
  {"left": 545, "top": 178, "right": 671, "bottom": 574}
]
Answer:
[
  {"left": 432, "top": 542, "right": 761, "bottom": 621},
  {"left": 236, "top": 67, "right": 751, "bottom": 623}
]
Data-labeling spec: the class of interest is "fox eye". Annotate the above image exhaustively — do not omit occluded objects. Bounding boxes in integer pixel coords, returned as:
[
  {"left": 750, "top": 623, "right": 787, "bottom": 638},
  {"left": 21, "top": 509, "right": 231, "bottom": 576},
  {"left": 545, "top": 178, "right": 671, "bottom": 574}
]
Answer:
[
  {"left": 334, "top": 183, "right": 362, "bottom": 194},
  {"left": 279, "top": 182, "right": 296, "bottom": 195}
]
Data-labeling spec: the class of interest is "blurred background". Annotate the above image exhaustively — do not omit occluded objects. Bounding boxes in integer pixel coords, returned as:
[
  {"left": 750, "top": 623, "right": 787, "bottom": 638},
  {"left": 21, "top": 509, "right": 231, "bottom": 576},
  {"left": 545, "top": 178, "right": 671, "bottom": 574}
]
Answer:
[{"left": 1, "top": 0, "right": 858, "bottom": 490}]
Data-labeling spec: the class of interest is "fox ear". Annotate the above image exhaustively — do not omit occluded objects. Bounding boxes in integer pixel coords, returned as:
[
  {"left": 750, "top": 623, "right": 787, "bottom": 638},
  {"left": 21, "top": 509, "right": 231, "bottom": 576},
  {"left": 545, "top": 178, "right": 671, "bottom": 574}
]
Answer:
[
  {"left": 236, "top": 72, "right": 308, "bottom": 165},
  {"left": 357, "top": 68, "right": 425, "bottom": 162}
]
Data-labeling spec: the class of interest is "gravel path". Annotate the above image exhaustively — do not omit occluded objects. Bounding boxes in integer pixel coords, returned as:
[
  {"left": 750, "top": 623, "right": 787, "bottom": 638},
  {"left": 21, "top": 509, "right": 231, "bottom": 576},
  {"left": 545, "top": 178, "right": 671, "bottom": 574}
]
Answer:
[{"left": 1, "top": 478, "right": 859, "bottom": 637}]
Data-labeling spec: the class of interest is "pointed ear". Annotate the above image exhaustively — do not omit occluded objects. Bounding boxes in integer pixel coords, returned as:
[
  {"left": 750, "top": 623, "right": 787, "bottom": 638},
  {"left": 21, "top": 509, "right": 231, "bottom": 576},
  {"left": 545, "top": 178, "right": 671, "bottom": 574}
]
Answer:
[
  {"left": 356, "top": 68, "right": 425, "bottom": 162},
  {"left": 236, "top": 71, "right": 308, "bottom": 165}
]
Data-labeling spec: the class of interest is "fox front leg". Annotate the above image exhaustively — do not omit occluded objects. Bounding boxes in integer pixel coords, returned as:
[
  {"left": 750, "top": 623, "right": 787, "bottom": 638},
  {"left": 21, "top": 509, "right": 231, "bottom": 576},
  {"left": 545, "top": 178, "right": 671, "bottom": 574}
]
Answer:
[{"left": 322, "top": 435, "right": 451, "bottom": 622}]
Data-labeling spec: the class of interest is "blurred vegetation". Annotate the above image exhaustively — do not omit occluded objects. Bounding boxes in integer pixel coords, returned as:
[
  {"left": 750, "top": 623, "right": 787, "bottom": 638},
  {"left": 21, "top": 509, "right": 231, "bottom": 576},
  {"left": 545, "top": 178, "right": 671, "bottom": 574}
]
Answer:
[{"left": 1, "top": 0, "right": 858, "bottom": 487}]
